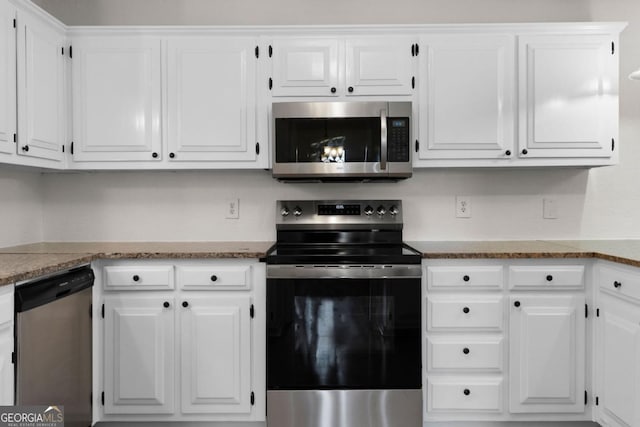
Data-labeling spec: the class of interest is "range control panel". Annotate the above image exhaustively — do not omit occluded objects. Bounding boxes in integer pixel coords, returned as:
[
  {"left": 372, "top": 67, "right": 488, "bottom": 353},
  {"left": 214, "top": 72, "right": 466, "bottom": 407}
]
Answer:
[{"left": 276, "top": 200, "right": 403, "bottom": 229}]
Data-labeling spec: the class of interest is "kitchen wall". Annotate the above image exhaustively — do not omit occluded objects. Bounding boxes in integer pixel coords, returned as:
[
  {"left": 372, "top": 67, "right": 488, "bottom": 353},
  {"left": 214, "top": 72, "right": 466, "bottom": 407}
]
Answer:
[
  {"left": 0, "top": 168, "right": 44, "bottom": 247},
  {"left": 29, "top": 0, "right": 640, "bottom": 242}
]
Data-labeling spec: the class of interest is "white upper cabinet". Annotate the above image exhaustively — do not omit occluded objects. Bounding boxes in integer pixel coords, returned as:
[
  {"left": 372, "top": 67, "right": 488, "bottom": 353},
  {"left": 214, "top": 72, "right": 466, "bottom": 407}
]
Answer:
[
  {"left": 509, "top": 294, "right": 586, "bottom": 414},
  {"left": 416, "top": 34, "right": 515, "bottom": 161},
  {"left": 345, "top": 37, "right": 415, "bottom": 96},
  {"left": 270, "top": 36, "right": 415, "bottom": 97},
  {"left": 16, "top": 9, "right": 65, "bottom": 162},
  {"left": 270, "top": 38, "right": 340, "bottom": 97},
  {"left": 0, "top": 1, "right": 16, "bottom": 156},
  {"left": 518, "top": 34, "right": 617, "bottom": 159},
  {"left": 71, "top": 36, "right": 162, "bottom": 162},
  {"left": 166, "top": 37, "right": 258, "bottom": 163}
]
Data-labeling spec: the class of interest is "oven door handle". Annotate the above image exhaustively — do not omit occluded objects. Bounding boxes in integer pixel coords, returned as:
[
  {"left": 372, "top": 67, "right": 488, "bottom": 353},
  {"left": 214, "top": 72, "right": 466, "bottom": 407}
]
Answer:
[
  {"left": 267, "top": 264, "right": 422, "bottom": 279},
  {"left": 380, "top": 109, "right": 387, "bottom": 171}
]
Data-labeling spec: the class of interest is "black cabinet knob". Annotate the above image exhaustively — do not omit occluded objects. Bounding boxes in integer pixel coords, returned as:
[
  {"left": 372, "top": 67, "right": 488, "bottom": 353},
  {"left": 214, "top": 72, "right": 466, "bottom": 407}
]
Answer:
[
  {"left": 21, "top": 145, "right": 29, "bottom": 152},
  {"left": 463, "top": 347, "right": 470, "bottom": 355},
  {"left": 463, "top": 389, "right": 471, "bottom": 396},
  {"left": 152, "top": 152, "right": 158, "bottom": 158},
  {"left": 514, "top": 301, "right": 521, "bottom": 307},
  {"left": 462, "top": 307, "right": 470, "bottom": 314},
  {"left": 330, "top": 87, "right": 337, "bottom": 93},
  {"left": 546, "top": 275, "right": 553, "bottom": 282},
  {"left": 163, "top": 301, "right": 170, "bottom": 308},
  {"left": 463, "top": 275, "right": 470, "bottom": 282},
  {"left": 614, "top": 281, "right": 622, "bottom": 288},
  {"left": 522, "top": 149, "right": 528, "bottom": 155},
  {"left": 348, "top": 86, "right": 354, "bottom": 93},
  {"left": 169, "top": 153, "right": 175, "bottom": 159},
  {"left": 132, "top": 275, "right": 140, "bottom": 282},
  {"left": 210, "top": 275, "right": 218, "bottom": 282},
  {"left": 182, "top": 301, "right": 189, "bottom": 308},
  {"left": 505, "top": 150, "right": 511, "bottom": 156}
]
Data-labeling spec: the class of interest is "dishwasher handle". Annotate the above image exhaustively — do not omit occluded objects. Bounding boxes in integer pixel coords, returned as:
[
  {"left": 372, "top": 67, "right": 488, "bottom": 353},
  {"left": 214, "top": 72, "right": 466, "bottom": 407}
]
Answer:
[{"left": 15, "top": 266, "right": 95, "bottom": 312}]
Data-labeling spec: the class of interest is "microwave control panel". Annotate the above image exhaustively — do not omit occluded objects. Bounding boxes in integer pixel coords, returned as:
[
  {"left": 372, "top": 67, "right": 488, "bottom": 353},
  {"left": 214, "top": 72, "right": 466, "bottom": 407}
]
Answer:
[{"left": 387, "top": 118, "right": 410, "bottom": 162}]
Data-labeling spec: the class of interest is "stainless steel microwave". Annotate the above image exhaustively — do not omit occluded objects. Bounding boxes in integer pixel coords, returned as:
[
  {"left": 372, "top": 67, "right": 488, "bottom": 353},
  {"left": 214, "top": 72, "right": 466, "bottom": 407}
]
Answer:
[{"left": 272, "top": 101, "right": 412, "bottom": 181}]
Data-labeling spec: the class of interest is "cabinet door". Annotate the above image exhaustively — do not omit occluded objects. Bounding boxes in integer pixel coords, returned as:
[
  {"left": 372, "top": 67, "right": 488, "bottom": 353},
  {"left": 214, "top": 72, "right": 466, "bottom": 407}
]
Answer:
[
  {"left": 0, "top": 323, "right": 13, "bottom": 406},
  {"left": 104, "top": 296, "right": 175, "bottom": 414},
  {"left": 518, "top": 35, "right": 616, "bottom": 158},
  {"left": 167, "top": 37, "right": 257, "bottom": 163},
  {"left": 509, "top": 294, "right": 585, "bottom": 413},
  {"left": 597, "top": 294, "right": 640, "bottom": 427},
  {"left": 345, "top": 37, "right": 415, "bottom": 96},
  {"left": 16, "top": 11, "right": 64, "bottom": 162},
  {"left": 0, "top": 1, "right": 16, "bottom": 156},
  {"left": 417, "top": 34, "right": 515, "bottom": 161},
  {"left": 72, "top": 36, "right": 162, "bottom": 162},
  {"left": 180, "top": 296, "right": 251, "bottom": 414},
  {"left": 270, "top": 38, "right": 339, "bottom": 97}
]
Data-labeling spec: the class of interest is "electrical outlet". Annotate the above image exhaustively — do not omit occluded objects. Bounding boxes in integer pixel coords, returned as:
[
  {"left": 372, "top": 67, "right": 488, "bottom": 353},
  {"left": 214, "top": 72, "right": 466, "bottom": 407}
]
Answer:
[
  {"left": 456, "top": 196, "right": 472, "bottom": 218},
  {"left": 226, "top": 198, "right": 240, "bottom": 219},
  {"left": 543, "top": 198, "right": 558, "bottom": 219}
]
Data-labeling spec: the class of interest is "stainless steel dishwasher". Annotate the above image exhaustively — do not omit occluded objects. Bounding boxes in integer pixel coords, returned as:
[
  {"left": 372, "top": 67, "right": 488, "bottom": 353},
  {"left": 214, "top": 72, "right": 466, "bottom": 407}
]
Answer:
[{"left": 14, "top": 266, "right": 94, "bottom": 427}]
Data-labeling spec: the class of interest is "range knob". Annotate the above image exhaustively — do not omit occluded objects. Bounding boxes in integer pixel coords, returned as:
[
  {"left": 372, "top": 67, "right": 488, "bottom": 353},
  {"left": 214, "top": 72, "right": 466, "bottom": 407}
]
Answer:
[
  {"left": 293, "top": 206, "right": 303, "bottom": 217},
  {"left": 389, "top": 205, "right": 399, "bottom": 216},
  {"left": 280, "top": 206, "right": 290, "bottom": 217},
  {"left": 376, "top": 205, "right": 386, "bottom": 216},
  {"left": 364, "top": 205, "right": 374, "bottom": 216}
]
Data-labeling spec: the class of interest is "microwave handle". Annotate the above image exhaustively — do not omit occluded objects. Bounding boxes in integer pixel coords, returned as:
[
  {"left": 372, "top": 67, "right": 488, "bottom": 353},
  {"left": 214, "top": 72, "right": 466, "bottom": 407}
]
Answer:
[{"left": 380, "top": 109, "right": 387, "bottom": 170}]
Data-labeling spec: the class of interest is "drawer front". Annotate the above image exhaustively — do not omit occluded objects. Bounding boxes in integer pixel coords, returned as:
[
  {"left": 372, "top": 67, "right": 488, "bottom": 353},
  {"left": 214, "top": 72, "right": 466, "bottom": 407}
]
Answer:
[
  {"left": 427, "top": 377, "right": 503, "bottom": 412},
  {"left": 0, "top": 286, "right": 13, "bottom": 325},
  {"left": 177, "top": 265, "right": 251, "bottom": 290},
  {"left": 427, "top": 295, "right": 503, "bottom": 331},
  {"left": 598, "top": 264, "right": 640, "bottom": 302},
  {"left": 427, "top": 337, "right": 503, "bottom": 372},
  {"left": 509, "top": 265, "right": 585, "bottom": 290},
  {"left": 104, "top": 265, "right": 174, "bottom": 290},
  {"left": 427, "top": 266, "right": 503, "bottom": 290}
]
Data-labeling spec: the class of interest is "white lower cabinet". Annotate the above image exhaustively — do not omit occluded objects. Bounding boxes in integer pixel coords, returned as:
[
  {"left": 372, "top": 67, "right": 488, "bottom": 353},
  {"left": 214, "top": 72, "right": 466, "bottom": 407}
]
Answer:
[
  {"left": 424, "top": 259, "right": 590, "bottom": 423},
  {"left": 96, "top": 259, "right": 265, "bottom": 423},
  {"left": 0, "top": 284, "right": 14, "bottom": 406},
  {"left": 595, "top": 262, "right": 640, "bottom": 427}
]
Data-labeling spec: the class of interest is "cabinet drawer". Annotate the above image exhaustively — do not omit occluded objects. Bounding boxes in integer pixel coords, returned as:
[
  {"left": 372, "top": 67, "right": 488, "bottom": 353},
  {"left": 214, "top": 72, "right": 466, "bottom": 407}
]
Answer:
[
  {"left": 104, "top": 265, "right": 174, "bottom": 290},
  {"left": 427, "top": 266, "right": 503, "bottom": 290},
  {"left": 427, "top": 337, "right": 503, "bottom": 372},
  {"left": 598, "top": 264, "right": 640, "bottom": 302},
  {"left": 509, "top": 265, "right": 585, "bottom": 289},
  {"left": 177, "top": 265, "right": 251, "bottom": 290},
  {"left": 427, "top": 295, "right": 503, "bottom": 331},
  {"left": 0, "top": 286, "right": 13, "bottom": 325},
  {"left": 427, "top": 377, "right": 503, "bottom": 412}
]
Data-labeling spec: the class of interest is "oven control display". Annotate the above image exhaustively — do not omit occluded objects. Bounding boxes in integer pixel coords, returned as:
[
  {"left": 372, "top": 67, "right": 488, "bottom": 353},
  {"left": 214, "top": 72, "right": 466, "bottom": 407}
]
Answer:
[{"left": 317, "top": 204, "right": 361, "bottom": 215}]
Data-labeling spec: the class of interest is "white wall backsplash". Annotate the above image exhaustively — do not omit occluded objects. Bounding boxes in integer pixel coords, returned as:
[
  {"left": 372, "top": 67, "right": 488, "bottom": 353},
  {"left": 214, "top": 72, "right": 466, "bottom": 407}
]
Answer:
[
  {"left": 0, "top": 168, "right": 43, "bottom": 247},
  {"left": 11, "top": 0, "right": 640, "bottom": 243}
]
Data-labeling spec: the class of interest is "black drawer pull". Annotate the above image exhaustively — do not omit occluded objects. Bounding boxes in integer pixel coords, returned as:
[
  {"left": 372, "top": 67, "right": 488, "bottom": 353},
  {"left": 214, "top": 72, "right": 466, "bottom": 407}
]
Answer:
[
  {"left": 462, "top": 347, "right": 470, "bottom": 355},
  {"left": 546, "top": 275, "right": 553, "bottom": 282},
  {"left": 182, "top": 301, "right": 189, "bottom": 308},
  {"left": 462, "top": 307, "right": 470, "bottom": 314},
  {"left": 463, "top": 389, "right": 471, "bottom": 396},
  {"left": 163, "top": 301, "right": 170, "bottom": 308},
  {"left": 132, "top": 275, "right": 140, "bottom": 282},
  {"left": 514, "top": 301, "right": 521, "bottom": 307},
  {"left": 463, "top": 275, "right": 470, "bottom": 282},
  {"left": 614, "top": 281, "right": 622, "bottom": 289},
  {"left": 210, "top": 275, "right": 218, "bottom": 282}
]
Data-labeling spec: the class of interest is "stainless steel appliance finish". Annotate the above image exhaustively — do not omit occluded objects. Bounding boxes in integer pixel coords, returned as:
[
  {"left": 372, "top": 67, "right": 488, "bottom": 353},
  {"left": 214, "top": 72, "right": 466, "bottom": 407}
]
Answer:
[
  {"left": 15, "top": 267, "right": 94, "bottom": 427},
  {"left": 266, "top": 200, "right": 422, "bottom": 427},
  {"left": 272, "top": 101, "right": 412, "bottom": 181},
  {"left": 268, "top": 390, "right": 422, "bottom": 427}
]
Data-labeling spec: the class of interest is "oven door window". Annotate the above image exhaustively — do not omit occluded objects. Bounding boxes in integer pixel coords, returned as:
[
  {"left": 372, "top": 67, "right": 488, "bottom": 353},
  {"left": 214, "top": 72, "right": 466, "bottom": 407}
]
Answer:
[
  {"left": 267, "top": 278, "right": 421, "bottom": 390},
  {"left": 275, "top": 118, "right": 381, "bottom": 164}
]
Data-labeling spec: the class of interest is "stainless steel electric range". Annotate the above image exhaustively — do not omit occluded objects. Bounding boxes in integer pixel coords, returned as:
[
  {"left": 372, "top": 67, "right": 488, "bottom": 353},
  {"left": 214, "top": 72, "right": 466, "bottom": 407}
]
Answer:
[{"left": 265, "top": 200, "right": 422, "bottom": 427}]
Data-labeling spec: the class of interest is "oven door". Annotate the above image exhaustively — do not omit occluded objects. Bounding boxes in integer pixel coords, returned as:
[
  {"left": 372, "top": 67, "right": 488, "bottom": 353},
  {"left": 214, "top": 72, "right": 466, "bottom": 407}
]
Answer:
[{"left": 267, "top": 271, "right": 421, "bottom": 390}]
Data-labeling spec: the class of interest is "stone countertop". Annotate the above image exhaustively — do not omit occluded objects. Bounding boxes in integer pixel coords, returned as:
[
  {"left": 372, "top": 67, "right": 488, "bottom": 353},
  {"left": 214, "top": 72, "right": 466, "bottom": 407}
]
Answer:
[
  {"left": 0, "top": 241, "right": 275, "bottom": 286},
  {"left": 407, "top": 240, "right": 640, "bottom": 268}
]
